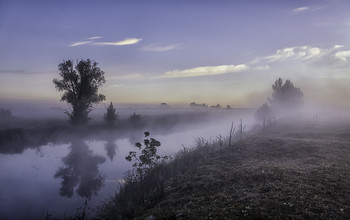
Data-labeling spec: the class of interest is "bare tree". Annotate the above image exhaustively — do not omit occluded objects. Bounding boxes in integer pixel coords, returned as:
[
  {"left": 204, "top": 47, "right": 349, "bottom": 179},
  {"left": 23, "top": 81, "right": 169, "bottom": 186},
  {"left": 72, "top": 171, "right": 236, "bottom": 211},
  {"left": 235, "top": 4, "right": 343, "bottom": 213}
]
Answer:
[{"left": 53, "top": 59, "right": 106, "bottom": 125}]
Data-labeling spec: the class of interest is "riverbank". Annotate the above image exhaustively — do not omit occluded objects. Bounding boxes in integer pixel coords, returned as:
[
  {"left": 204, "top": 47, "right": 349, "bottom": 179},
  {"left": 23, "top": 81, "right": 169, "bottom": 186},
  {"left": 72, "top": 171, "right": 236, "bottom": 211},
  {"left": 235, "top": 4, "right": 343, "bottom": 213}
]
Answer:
[{"left": 101, "top": 117, "right": 350, "bottom": 219}]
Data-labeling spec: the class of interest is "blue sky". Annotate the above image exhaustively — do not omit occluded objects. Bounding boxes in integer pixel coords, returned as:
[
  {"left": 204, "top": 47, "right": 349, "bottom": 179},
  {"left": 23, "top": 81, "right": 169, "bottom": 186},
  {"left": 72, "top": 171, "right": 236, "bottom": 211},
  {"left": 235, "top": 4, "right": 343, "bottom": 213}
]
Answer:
[{"left": 1, "top": 0, "right": 350, "bottom": 107}]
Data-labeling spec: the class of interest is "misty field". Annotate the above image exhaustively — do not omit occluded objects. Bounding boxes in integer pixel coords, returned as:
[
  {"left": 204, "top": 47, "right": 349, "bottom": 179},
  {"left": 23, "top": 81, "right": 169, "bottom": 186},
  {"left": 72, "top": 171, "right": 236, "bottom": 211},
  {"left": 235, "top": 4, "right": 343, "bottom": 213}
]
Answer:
[{"left": 102, "top": 117, "right": 350, "bottom": 219}]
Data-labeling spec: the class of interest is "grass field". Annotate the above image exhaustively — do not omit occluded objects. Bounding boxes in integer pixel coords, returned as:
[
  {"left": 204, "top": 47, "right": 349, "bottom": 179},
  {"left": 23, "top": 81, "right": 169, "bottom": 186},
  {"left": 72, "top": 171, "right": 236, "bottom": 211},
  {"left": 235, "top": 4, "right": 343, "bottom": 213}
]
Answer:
[{"left": 102, "top": 116, "right": 350, "bottom": 219}]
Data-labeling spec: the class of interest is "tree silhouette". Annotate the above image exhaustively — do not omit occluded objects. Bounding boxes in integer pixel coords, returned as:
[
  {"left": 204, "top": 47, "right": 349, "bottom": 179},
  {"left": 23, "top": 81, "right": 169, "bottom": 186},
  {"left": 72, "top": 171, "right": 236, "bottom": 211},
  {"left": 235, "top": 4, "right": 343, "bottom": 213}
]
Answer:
[
  {"left": 53, "top": 59, "right": 106, "bottom": 125},
  {"left": 269, "top": 78, "right": 303, "bottom": 109},
  {"left": 54, "top": 139, "right": 106, "bottom": 198},
  {"left": 104, "top": 102, "right": 118, "bottom": 127},
  {"left": 105, "top": 140, "right": 118, "bottom": 161}
]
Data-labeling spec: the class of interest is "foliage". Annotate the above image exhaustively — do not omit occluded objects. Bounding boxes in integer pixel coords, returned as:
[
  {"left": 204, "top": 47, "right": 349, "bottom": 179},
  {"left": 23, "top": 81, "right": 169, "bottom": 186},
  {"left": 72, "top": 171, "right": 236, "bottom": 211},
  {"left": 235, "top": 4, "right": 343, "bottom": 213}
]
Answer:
[
  {"left": 255, "top": 103, "right": 275, "bottom": 130},
  {"left": 269, "top": 78, "right": 303, "bottom": 109},
  {"left": 53, "top": 59, "right": 106, "bottom": 125},
  {"left": 125, "top": 132, "right": 170, "bottom": 182},
  {"left": 104, "top": 102, "right": 118, "bottom": 127}
]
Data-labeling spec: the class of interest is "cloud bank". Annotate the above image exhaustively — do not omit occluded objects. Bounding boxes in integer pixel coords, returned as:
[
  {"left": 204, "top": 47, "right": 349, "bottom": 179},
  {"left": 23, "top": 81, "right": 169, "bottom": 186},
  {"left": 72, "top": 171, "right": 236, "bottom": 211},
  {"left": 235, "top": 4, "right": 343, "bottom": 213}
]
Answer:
[
  {"left": 265, "top": 46, "right": 323, "bottom": 62},
  {"left": 261, "top": 45, "right": 350, "bottom": 64},
  {"left": 163, "top": 44, "right": 349, "bottom": 79}
]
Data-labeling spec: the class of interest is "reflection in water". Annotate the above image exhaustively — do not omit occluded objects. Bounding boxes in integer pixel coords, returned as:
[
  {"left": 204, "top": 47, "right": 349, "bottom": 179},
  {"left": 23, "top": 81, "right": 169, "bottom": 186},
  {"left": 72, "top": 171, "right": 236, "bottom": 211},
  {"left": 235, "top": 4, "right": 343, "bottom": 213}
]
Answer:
[
  {"left": 104, "top": 140, "right": 118, "bottom": 161},
  {"left": 54, "top": 139, "right": 106, "bottom": 198}
]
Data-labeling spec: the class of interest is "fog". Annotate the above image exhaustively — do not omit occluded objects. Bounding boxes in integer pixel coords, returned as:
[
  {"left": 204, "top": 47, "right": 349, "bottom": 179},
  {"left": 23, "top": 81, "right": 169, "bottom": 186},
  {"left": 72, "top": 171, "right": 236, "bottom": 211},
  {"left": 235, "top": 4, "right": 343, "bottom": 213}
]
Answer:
[
  {"left": 2, "top": 95, "right": 350, "bottom": 219},
  {"left": 0, "top": 102, "right": 257, "bottom": 219}
]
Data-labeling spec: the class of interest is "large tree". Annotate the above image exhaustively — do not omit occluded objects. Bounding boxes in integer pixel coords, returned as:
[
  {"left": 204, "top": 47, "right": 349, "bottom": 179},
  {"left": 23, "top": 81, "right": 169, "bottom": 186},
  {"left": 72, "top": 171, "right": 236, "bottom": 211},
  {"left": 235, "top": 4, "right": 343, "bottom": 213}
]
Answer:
[
  {"left": 53, "top": 59, "right": 106, "bottom": 125},
  {"left": 269, "top": 78, "right": 303, "bottom": 109}
]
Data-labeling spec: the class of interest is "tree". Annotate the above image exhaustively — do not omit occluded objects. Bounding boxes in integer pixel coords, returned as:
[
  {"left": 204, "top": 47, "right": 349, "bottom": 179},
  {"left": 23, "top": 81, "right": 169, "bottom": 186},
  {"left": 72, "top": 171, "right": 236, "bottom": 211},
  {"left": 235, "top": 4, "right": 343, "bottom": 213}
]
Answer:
[
  {"left": 160, "top": 103, "right": 170, "bottom": 108},
  {"left": 104, "top": 102, "right": 118, "bottom": 127},
  {"left": 269, "top": 78, "right": 303, "bottom": 109},
  {"left": 129, "top": 112, "right": 142, "bottom": 126},
  {"left": 255, "top": 103, "right": 274, "bottom": 130},
  {"left": 53, "top": 59, "right": 106, "bottom": 125}
]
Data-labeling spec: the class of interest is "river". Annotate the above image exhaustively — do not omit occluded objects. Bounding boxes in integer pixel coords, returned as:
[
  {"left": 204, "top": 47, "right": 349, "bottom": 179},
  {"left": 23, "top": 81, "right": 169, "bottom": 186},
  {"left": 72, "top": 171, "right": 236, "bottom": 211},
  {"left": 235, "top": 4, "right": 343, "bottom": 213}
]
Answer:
[{"left": 0, "top": 109, "right": 254, "bottom": 219}]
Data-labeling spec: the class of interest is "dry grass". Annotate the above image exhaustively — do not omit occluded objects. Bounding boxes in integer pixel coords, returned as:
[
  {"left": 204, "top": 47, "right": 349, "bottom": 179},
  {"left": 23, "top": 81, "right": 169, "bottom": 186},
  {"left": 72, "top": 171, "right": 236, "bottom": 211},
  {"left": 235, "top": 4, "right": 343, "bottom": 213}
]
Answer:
[{"left": 132, "top": 119, "right": 350, "bottom": 219}]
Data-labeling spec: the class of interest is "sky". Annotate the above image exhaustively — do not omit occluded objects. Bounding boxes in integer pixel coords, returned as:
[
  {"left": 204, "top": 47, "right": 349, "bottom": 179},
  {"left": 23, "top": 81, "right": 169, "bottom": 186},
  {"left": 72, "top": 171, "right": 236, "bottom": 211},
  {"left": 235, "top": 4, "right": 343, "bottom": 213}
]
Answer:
[{"left": 1, "top": 0, "right": 350, "bottom": 108}]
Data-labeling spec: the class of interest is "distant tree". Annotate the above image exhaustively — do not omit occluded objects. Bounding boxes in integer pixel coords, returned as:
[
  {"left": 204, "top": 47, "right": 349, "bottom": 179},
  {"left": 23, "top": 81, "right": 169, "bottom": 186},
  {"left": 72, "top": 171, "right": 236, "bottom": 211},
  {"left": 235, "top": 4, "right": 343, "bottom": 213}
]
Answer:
[
  {"left": 160, "top": 103, "right": 170, "bottom": 108},
  {"left": 53, "top": 59, "right": 106, "bottom": 125},
  {"left": 226, "top": 105, "right": 232, "bottom": 109},
  {"left": 255, "top": 103, "right": 274, "bottom": 130},
  {"left": 269, "top": 78, "right": 303, "bottom": 109},
  {"left": 190, "top": 102, "right": 208, "bottom": 108},
  {"left": 129, "top": 112, "right": 142, "bottom": 125},
  {"left": 189, "top": 102, "right": 198, "bottom": 107},
  {"left": 210, "top": 104, "right": 222, "bottom": 109},
  {"left": 104, "top": 102, "right": 118, "bottom": 127}
]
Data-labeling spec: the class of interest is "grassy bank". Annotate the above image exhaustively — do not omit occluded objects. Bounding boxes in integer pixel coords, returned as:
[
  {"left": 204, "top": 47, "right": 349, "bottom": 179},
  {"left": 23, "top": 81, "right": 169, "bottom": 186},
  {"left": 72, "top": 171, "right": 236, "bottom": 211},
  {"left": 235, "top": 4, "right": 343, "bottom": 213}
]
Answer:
[{"left": 100, "top": 118, "right": 350, "bottom": 219}]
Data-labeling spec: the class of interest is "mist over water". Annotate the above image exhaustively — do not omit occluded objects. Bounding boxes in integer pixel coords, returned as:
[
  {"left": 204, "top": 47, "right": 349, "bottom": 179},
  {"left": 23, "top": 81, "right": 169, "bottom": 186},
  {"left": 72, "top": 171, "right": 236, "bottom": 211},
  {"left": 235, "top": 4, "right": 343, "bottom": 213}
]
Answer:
[{"left": 0, "top": 105, "right": 254, "bottom": 219}]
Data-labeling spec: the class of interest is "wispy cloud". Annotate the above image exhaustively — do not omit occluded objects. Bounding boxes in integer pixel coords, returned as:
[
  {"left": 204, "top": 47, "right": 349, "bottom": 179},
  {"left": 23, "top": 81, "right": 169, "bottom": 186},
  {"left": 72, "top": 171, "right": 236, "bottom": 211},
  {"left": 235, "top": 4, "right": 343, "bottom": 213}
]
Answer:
[
  {"left": 69, "top": 37, "right": 142, "bottom": 47},
  {"left": 140, "top": 44, "right": 182, "bottom": 52},
  {"left": 69, "top": 41, "right": 91, "bottom": 47},
  {"left": 291, "top": 5, "right": 325, "bottom": 14},
  {"left": 163, "top": 64, "right": 249, "bottom": 78},
  {"left": 0, "top": 69, "right": 55, "bottom": 75},
  {"left": 108, "top": 74, "right": 143, "bottom": 80},
  {"left": 255, "top": 65, "right": 270, "bottom": 70},
  {"left": 88, "top": 36, "right": 102, "bottom": 40},
  {"left": 94, "top": 38, "right": 142, "bottom": 46},
  {"left": 292, "top": 6, "right": 309, "bottom": 13}
]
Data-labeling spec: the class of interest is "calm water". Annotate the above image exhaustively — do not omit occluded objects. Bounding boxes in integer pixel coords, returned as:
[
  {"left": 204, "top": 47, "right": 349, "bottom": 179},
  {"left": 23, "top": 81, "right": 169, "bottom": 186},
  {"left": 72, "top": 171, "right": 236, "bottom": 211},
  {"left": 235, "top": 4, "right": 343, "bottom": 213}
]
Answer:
[{"left": 0, "top": 113, "right": 253, "bottom": 219}]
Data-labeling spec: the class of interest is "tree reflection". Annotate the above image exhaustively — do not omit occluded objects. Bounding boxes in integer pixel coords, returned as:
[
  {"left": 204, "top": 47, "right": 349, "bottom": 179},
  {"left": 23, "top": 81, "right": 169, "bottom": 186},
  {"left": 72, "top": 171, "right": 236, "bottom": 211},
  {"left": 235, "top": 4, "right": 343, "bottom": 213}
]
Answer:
[
  {"left": 54, "top": 138, "right": 106, "bottom": 198},
  {"left": 104, "top": 139, "right": 118, "bottom": 161}
]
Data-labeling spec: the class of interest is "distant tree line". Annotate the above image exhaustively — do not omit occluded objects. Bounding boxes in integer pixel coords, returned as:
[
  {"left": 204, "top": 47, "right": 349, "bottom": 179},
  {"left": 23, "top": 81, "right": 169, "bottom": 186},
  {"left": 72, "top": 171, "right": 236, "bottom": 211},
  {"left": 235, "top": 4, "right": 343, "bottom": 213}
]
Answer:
[{"left": 190, "top": 102, "right": 232, "bottom": 110}]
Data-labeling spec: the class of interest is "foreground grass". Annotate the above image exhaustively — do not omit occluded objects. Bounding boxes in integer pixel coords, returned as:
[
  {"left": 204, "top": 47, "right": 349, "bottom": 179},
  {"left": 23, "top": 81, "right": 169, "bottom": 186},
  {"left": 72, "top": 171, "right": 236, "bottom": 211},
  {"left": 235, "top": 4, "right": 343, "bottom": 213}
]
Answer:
[{"left": 100, "top": 118, "right": 350, "bottom": 219}]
